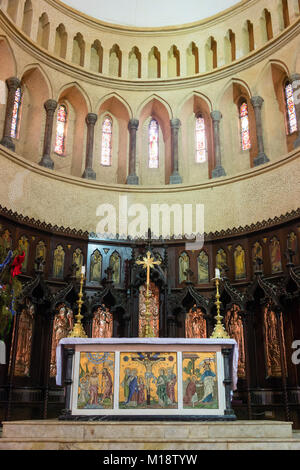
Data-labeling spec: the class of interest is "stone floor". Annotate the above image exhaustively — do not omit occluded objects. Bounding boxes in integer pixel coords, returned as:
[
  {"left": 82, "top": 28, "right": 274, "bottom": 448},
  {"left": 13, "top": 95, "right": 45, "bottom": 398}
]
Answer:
[{"left": 1, "top": 420, "right": 300, "bottom": 450}]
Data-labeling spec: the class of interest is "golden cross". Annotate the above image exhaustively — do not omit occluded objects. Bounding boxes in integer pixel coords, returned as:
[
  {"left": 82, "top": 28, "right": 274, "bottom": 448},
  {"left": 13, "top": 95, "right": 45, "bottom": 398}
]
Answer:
[{"left": 136, "top": 251, "right": 161, "bottom": 291}]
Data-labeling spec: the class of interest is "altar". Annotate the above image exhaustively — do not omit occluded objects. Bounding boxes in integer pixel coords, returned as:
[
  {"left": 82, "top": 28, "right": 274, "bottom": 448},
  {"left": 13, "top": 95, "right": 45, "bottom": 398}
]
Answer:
[{"left": 56, "top": 338, "right": 238, "bottom": 420}]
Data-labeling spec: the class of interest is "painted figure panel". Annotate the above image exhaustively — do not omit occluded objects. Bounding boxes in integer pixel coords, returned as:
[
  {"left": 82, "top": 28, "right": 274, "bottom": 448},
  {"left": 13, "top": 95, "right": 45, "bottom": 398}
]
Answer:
[
  {"left": 0, "top": 229, "right": 12, "bottom": 253},
  {"left": 109, "top": 251, "right": 121, "bottom": 284},
  {"left": 270, "top": 237, "right": 282, "bottom": 273},
  {"left": 216, "top": 248, "right": 227, "bottom": 271},
  {"left": 252, "top": 242, "right": 263, "bottom": 270},
  {"left": 119, "top": 352, "right": 177, "bottom": 409},
  {"left": 73, "top": 248, "right": 84, "bottom": 279},
  {"left": 234, "top": 245, "right": 246, "bottom": 280},
  {"left": 179, "top": 252, "right": 189, "bottom": 283},
  {"left": 53, "top": 244, "right": 65, "bottom": 279},
  {"left": 90, "top": 249, "right": 102, "bottom": 282},
  {"left": 287, "top": 232, "right": 297, "bottom": 254},
  {"left": 182, "top": 352, "right": 218, "bottom": 409},
  {"left": 18, "top": 235, "right": 29, "bottom": 272},
  {"left": 77, "top": 352, "right": 114, "bottom": 409},
  {"left": 197, "top": 251, "right": 209, "bottom": 284}
]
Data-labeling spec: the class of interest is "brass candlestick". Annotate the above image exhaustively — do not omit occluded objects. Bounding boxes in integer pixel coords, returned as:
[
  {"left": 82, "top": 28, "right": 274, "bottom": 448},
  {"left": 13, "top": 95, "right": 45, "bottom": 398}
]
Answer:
[
  {"left": 210, "top": 277, "right": 230, "bottom": 339},
  {"left": 68, "top": 269, "right": 87, "bottom": 338}
]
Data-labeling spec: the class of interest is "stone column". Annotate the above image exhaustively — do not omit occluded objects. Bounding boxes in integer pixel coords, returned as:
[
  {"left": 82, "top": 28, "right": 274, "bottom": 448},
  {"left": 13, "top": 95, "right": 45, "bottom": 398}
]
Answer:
[
  {"left": 82, "top": 113, "right": 97, "bottom": 180},
  {"left": 39, "top": 99, "right": 57, "bottom": 169},
  {"left": 0, "top": 77, "right": 21, "bottom": 151},
  {"left": 169, "top": 118, "right": 182, "bottom": 184},
  {"left": 127, "top": 118, "right": 139, "bottom": 185},
  {"left": 291, "top": 73, "right": 300, "bottom": 149},
  {"left": 211, "top": 110, "right": 226, "bottom": 178},
  {"left": 250, "top": 96, "right": 269, "bottom": 166}
]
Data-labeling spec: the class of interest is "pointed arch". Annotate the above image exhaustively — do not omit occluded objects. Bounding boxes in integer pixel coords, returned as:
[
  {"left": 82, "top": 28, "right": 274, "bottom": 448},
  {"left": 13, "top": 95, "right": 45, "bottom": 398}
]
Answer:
[
  {"left": 186, "top": 42, "right": 199, "bottom": 76},
  {"left": 167, "top": 45, "right": 180, "bottom": 78},
  {"left": 0, "top": 36, "right": 17, "bottom": 80},
  {"left": 129, "top": 46, "right": 141, "bottom": 79},
  {"left": 37, "top": 12, "right": 50, "bottom": 50},
  {"left": 109, "top": 44, "right": 122, "bottom": 77},
  {"left": 72, "top": 33, "right": 85, "bottom": 67},
  {"left": 55, "top": 23, "right": 68, "bottom": 59},
  {"left": 21, "top": 0, "right": 33, "bottom": 37},
  {"left": 148, "top": 46, "right": 161, "bottom": 79},
  {"left": 90, "top": 40, "right": 103, "bottom": 73}
]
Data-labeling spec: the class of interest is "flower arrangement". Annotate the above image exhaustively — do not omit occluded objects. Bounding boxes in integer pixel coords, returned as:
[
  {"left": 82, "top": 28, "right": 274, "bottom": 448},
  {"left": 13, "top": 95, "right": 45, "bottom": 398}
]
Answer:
[{"left": 0, "top": 243, "right": 24, "bottom": 340}]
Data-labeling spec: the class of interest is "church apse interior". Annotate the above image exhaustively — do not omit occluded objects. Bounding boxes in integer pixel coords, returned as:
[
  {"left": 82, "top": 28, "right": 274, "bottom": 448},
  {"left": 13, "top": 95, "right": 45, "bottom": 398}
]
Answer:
[{"left": 0, "top": 0, "right": 300, "bottom": 437}]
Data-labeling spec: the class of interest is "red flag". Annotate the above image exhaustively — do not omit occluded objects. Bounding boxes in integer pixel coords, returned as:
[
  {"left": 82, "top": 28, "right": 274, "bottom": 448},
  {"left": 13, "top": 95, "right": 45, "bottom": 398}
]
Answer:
[{"left": 11, "top": 252, "right": 25, "bottom": 278}]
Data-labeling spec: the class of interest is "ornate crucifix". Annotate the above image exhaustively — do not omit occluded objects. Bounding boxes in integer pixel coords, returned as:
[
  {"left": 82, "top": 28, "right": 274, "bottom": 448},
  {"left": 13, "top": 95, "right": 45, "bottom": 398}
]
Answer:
[{"left": 136, "top": 251, "right": 161, "bottom": 338}]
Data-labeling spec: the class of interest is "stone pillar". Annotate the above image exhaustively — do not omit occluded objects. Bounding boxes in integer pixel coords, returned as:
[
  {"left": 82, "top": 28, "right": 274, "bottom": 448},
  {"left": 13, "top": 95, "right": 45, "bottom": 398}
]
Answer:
[
  {"left": 291, "top": 73, "right": 300, "bottom": 148},
  {"left": 39, "top": 99, "right": 57, "bottom": 169},
  {"left": 169, "top": 118, "right": 182, "bottom": 184},
  {"left": 250, "top": 96, "right": 269, "bottom": 166},
  {"left": 222, "top": 347, "right": 236, "bottom": 418},
  {"left": 60, "top": 347, "right": 75, "bottom": 418},
  {"left": 127, "top": 118, "right": 139, "bottom": 185},
  {"left": 0, "top": 77, "right": 21, "bottom": 151},
  {"left": 82, "top": 113, "right": 97, "bottom": 180},
  {"left": 211, "top": 110, "right": 226, "bottom": 178}
]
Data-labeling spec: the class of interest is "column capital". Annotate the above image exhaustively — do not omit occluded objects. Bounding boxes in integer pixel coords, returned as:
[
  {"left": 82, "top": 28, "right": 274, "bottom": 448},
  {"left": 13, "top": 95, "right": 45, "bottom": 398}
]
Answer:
[
  {"left": 44, "top": 99, "right": 57, "bottom": 113},
  {"left": 210, "top": 110, "right": 222, "bottom": 122},
  {"left": 128, "top": 118, "right": 139, "bottom": 131},
  {"left": 251, "top": 96, "right": 264, "bottom": 109},
  {"left": 6, "top": 76, "right": 21, "bottom": 91},
  {"left": 170, "top": 118, "right": 181, "bottom": 129},
  {"left": 290, "top": 73, "right": 300, "bottom": 83},
  {"left": 86, "top": 113, "right": 98, "bottom": 126}
]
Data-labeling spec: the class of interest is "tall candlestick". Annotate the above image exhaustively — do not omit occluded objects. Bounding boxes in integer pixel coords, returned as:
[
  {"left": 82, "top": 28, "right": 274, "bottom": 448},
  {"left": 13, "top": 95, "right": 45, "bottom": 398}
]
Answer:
[
  {"left": 68, "top": 270, "right": 87, "bottom": 338},
  {"left": 210, "top": 277, "right": 230, "bottom": 339}
]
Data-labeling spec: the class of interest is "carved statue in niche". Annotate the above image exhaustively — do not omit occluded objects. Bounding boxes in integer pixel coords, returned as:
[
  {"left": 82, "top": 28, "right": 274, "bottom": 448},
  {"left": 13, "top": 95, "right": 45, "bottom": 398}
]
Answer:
[
  {"left": 263, "top": 304, "right": 287, "bottom": 378},
  {"left": 179, "top": 252, "right": 189, "bottom": 283},
  {"left": 73, "top": 248, "right": 84, "bottom": 279},
  {"left": 225, "top": 305, "right": 245, "bottom": 377},
  {"left": 270, "top": 237, "right": 282, "bottom": 273},
  {"left": 0, "top": 229, "right": 12, "bottom": 253},
  {"left": 287, "top": 232, "right": 297, "bottom": 253},
  {"left": 234, "top": 245, "right": 246, "bottom": 280},
  {"left": 53, "top": 244, "right": 65, "bottom": 279},
  {"left": 14, "top": 300, "right": 35, "bottom": 376},
  {"left": 216, "top": 248, "right": 227, "bottom": 271},
  {"left": 197, "top": 251, "right": 209, "bottom": 284},
  {"left": 110, "top": 251, "right": 121, "bottom": 284},
  {"left": 50, "top": 304, "right": 74, "bottom": 376},
  {"left": 18, "top": 235, "right": 29, "bottom": 272},
  {"left": 138, "top": 282, "right": 160, "bottom": 337},
  {"left": 185, "top": 306, "right": 207, "bottom": 338},
  {"left": 90, "top": 249, "right": 102, "bottom": 282},
  {"left": 92, "top": 305, "right": 113, "bottom": 338}
]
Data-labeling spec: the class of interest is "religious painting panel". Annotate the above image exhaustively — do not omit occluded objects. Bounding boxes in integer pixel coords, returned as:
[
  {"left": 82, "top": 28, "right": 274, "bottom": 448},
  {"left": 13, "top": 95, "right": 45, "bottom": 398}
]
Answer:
[
  {"left": 287, "top": 232, "right": 297, "bottom": 254},
  {"left": 234, "top": 245, "right": 246, "bottom": 280},
  {"left": 77, "top": 352, "right": 114, "bottom": 410},
  {"left": 52, "top": 244, "right": 65, "bottom": 279},
  {"left": 90, "top": 249, "right": 102, "bottom": 282},
  {"left": 252, "top": 241, "right": 263, "bottom": 270},
  {"left": 197, "top": 251, "right": 209, "bottom": 284},
  {"left": 0, "top": 228, "right": 12, "bottom": 255},
  {"left": 50, "top": 304, "right": 74, "bottom": 377},
  {"left": 138, "top": 282, "right": 159, "bottom": 338},
  {"left": 224, "top": 305, "right": 246, "bottom": 377},
  {"left": 182, "top": 352, "right": 218, "bottom": 409},
  {"left": 73, "top": 248, "right": 84, "bottom": 279},
  {"left": 185, "top": 307, "right": 207, "bottom": 338},
  {"left": 18, "top": 235, "right": 29, "bottom": 272},
  {"left": 263, "top": 305, "right": 287, "bottom": 378},
  {"left": 35, "top": 240, "right": 46, "bottom": 265},
  {"left": 92, "top": 305, "right": 113, "bottom": 338},
  {"left": 119, "top": 352, "right": 178, "bottom": 410},
  {"left": 216, "top": 248, "right": 227, "bottom": 271},
  {"left": 109, "top": 251, "right": 121, "bottom": 284},
  {"left": 269, "top": 237, "right": 282, "bottom": 273},
  {"left": 179, "top": 251, "right": 190, "bottom": 283}
]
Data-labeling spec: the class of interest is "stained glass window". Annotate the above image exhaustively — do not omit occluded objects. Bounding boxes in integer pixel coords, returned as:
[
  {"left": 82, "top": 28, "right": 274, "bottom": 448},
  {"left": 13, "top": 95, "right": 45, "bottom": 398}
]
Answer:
[
  {"left": 54, "top": 104, "right": 67, "bottom": 155},
  {"left": 239, "top": 101, "right": 251, "bottom": 151},
  {"left": 11, "top": 87, "right": 22, "bottom": 139},
  {"left": 195, "top": 115, "right": 206, "bottom": 162},
  {"left": 148, "top": 118, "right": 159, "bottom": 168},
  {"left": 285, "top": 82, "right": 297, "bottom": 134},
  {"left": 101, "top": 116, "right": 112, "bottom": 166}
]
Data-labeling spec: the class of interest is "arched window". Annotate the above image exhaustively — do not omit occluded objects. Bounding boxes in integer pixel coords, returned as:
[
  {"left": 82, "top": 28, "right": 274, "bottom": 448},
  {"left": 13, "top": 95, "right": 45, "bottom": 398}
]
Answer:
[
  {"left": 148, "top": 118, "right": 159, "bottom": 168},
  {"left": 11, "top": 87, "right": 22, "bottom": 139},
  {"left": 239, "top": 100, "right": 251, "bottom": 151},
  {"left": 101, "top": 116, "right": 112, "bottom": 166},
  {"left": 54, "top": 104, "right": 67, "bottom": 155},
  {"left": 284, "top": 81, "right": 297, "bottom": 134},
  {"left": 195, "top": 115, "right": 207, "bottom": 162}
]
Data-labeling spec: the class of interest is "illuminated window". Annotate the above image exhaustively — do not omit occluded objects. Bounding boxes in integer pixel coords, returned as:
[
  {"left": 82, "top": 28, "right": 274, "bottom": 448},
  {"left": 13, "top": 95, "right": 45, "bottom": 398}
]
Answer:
[
  {"left": 284, "top": 81, "right": 297, "bottom": 134},
  {"left": 11, "top": 87, "right": 22, "bottom": 139},
  {"left": 54, "top": 104, "right": 67, "bottom": 155},
  {"left": 195, "top": 115, "right": 207, "bottom": 162},
  {"left": 148, "top": 118, "right": 159, "bottom": 168},
  {"left": 101, "top": 116, "right": 112, "bottom": 166},
  {"left": 239, "top": 101, "right": 251, "bottom": 151}
]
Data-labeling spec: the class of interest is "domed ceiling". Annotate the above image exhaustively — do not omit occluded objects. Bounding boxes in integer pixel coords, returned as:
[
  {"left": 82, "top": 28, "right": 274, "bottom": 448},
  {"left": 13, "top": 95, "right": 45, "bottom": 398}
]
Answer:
[{"left": 61, "top": 0, "right": 242, "bottom": 27}]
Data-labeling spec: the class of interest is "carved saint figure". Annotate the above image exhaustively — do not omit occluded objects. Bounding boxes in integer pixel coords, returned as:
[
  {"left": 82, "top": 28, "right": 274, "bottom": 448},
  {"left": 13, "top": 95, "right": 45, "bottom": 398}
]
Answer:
[
  {"left": 198, "top": 251, "right": 209, "bottom": 284},
  {"left": 92, "top": 305, "right": 113, "bottom": 338},
  {"left": 50, "top": 304, "right": 74, "bottom": 376},
  {"left": 234, "top": 245, "right": 246, "bottom": 280},
  {"left": 53, "top": 244, "right": 65, "bottom": 279},
  {"left": 225, "top": 305, "right": 245, "bottom": 377},
  {"left": 270, "top": 237, "right": 282, "bottom": 273},
  {"left": 138, "top": 282, "right": 159, "bottom": 337},
  {"left": 263, "top": 305, "right": 286, "bottom": 377},
  {"left": 90, "top": 249, "right": 102, "bottom": 282},
  {"left": 110, "top": 251, "right": 121, "bottom": 284},
  {"left": 179, "top": 252, "right": 189, "bottom": 283},
  {"left": 185, "top": 306, "right": 207, "bottom": 338},
  {"left": 73, "top": 248, "right": 84, "bottom": 279},
  {"left": 14, "top": 301, "right": 35, "bottom": 376}
]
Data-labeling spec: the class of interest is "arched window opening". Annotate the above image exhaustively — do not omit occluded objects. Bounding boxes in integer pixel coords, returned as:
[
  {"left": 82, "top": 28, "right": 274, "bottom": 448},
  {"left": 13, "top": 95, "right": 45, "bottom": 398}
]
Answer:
[
  {"left": 54, "top": 104, "right": 68, "bottom": 155},
  {"left": 101, "top": 116, "right": 113, "bottom": 166},
  {"left": 148, "top": 118, "right": 159, "bottom": 168},
  {"left": 239, "top": 100, "right": 251, "bottom": 151},
  {"left": 195, "top": 115, "right": 207, "bottom": 163},
  {"left": 284, "top": 81, "right": 297, "bottom": 134},
  {"left": 11, "top": 86, "right": 22, "bottom": 139}
]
